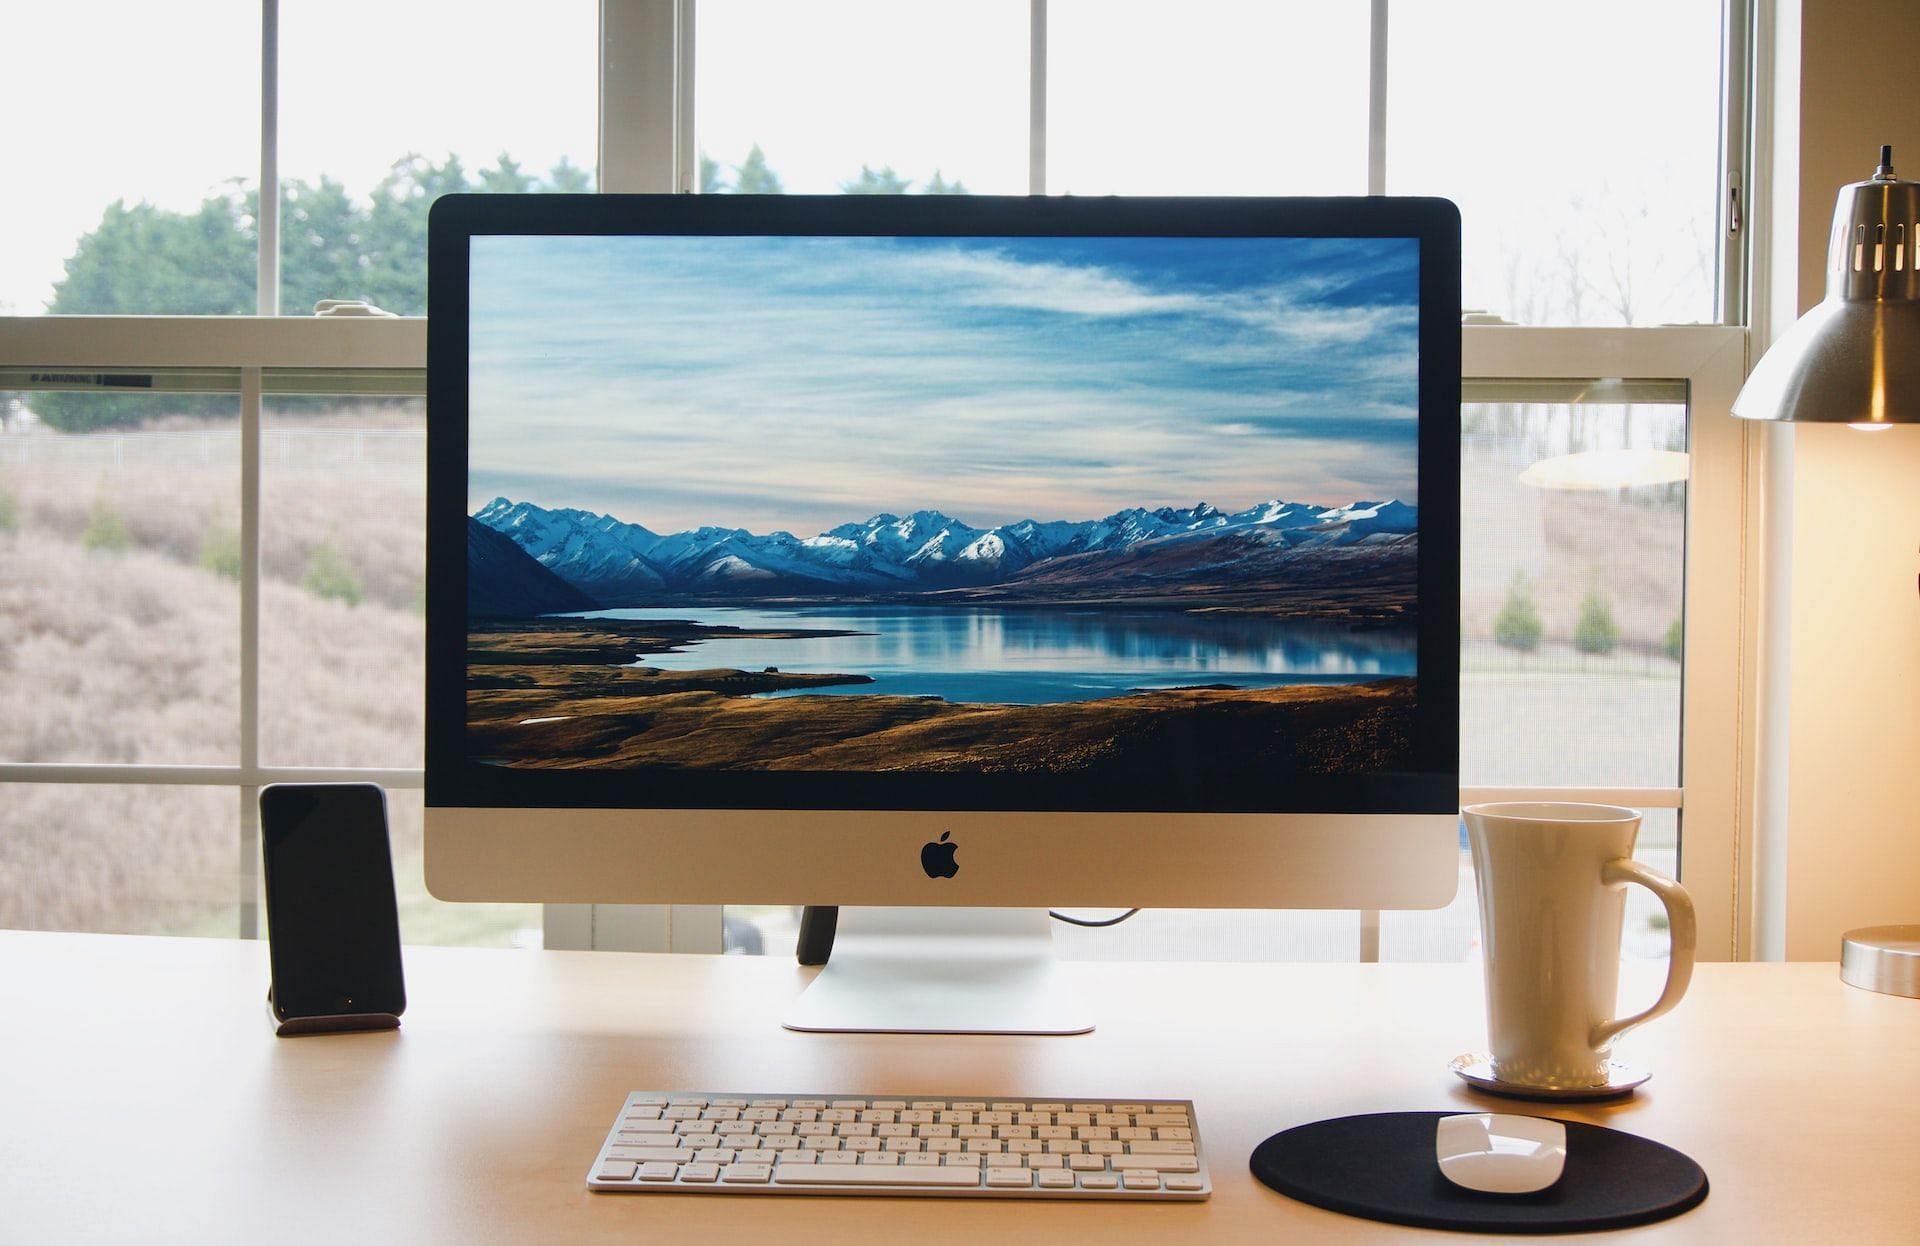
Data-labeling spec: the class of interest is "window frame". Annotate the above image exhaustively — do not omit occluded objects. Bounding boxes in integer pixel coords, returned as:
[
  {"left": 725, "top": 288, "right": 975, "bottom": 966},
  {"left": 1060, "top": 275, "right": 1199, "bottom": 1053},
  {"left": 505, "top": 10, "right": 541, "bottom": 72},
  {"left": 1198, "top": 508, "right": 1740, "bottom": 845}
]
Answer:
[{"left": 0, "top": 0, "right": 1759, "bottom": 959}]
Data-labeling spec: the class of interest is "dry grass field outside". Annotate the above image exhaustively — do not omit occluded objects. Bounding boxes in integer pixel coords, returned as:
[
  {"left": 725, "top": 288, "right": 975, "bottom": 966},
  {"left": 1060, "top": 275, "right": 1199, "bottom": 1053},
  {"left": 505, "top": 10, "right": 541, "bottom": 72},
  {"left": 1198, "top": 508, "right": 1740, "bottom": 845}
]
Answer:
[{"left": 0, "top": 404, "right": 535, "bottom": 945}]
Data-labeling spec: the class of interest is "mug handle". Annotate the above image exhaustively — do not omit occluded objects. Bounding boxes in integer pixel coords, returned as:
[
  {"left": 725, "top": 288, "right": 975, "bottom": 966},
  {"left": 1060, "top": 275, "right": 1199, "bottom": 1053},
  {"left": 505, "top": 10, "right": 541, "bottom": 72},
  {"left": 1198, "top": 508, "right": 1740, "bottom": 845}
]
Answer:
[{"left": 1590, "top": 857, "right": 1697, "bottom": 1050}]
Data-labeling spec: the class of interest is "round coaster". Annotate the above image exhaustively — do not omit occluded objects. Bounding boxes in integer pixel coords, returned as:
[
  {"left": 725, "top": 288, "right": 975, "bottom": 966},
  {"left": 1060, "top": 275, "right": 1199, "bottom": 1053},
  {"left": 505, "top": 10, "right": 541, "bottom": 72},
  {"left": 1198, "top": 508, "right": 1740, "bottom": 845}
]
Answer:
[
  {"left": 1250, "top": 1111, "right": 1708, "bottom": 1234},
  {"left": 1450, "top": 1053, "right": 1650, "bottom": 1101}
]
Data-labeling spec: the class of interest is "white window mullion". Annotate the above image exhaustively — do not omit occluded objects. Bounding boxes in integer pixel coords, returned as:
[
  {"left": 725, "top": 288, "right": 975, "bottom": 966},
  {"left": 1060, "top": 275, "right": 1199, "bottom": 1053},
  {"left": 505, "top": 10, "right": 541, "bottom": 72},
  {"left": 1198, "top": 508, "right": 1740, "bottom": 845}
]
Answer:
[
  {"left": 239, "top": 365, "right": 263, "bottom": 937},
  {"left": 1461, "top": 787, "right": 1686, "bottom": 809},
  {"left": 1030, "top": 0, "right": 1048, "bottom": 195},
  {"left": 258, "top": 0, "right": 280, "bottom": 317},
  {"left": 598, "top": 0, "right": 684, "bottom": 193},
  {"left": 1367, "top": 0, "right": 1388, "bottom": 196}
]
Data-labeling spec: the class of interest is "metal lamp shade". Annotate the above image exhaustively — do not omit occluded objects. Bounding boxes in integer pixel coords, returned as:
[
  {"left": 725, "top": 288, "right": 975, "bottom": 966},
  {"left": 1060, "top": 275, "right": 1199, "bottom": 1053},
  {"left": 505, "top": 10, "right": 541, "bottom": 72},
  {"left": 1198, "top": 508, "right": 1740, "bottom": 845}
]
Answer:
[{"left": 1734, "top": 151, "right": 1920, "bottom": 425}]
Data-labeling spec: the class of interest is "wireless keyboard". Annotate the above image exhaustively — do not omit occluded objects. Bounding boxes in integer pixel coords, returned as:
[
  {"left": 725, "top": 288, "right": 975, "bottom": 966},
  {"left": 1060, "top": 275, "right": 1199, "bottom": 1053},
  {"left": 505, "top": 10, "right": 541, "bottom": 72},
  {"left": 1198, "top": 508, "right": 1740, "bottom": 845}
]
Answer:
[{"left": 587, "top": 1093, "right": 1211, "bottom": 1200}]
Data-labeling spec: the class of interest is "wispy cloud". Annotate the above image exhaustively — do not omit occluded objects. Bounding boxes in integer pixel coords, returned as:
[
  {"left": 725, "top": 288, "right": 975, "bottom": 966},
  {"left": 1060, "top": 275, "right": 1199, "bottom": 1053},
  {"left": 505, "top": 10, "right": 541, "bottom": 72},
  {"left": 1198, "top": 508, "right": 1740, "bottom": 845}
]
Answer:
[{"left": 892, "top": 248, "right": 1206, "bottom": 318}]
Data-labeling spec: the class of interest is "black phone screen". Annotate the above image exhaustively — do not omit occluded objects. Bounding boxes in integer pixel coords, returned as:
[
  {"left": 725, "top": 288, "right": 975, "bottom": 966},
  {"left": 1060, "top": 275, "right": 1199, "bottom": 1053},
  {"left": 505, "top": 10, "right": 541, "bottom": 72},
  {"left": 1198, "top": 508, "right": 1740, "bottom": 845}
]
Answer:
[{"left": 260, "top": 783, "right": 406, "bottom": 1020}]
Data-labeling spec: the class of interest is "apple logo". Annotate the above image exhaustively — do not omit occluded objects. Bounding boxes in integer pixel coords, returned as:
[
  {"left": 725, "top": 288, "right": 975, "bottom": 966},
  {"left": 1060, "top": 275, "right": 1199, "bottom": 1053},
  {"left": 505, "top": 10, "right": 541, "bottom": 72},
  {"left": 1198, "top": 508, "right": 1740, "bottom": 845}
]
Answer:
[{"left": 921, "top": 831, "right": 959, "bottom": 879}]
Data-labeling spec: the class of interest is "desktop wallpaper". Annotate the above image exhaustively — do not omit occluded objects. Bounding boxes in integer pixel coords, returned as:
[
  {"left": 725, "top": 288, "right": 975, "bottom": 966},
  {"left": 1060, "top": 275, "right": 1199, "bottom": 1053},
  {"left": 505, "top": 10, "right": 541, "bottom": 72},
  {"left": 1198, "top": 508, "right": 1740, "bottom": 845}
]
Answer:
[{"left": 463, "top": 232, "right": 1424, "bottom": 781}]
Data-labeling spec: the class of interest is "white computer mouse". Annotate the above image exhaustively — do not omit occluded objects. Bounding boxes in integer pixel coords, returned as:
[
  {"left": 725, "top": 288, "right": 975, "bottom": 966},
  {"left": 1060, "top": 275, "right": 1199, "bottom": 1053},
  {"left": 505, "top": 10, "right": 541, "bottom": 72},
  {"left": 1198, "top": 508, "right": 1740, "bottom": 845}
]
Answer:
[{"left": 1435, "top": 1113, "right": 1568, "bottom": 1195}]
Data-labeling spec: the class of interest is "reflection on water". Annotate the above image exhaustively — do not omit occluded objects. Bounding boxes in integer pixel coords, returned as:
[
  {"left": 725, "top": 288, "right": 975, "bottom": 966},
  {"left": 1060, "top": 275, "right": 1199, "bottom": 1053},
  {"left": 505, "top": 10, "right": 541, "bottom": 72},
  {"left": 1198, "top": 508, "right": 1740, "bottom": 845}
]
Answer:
[{"left": 565, "top": 605, "right": 1416, "bottom": 705}]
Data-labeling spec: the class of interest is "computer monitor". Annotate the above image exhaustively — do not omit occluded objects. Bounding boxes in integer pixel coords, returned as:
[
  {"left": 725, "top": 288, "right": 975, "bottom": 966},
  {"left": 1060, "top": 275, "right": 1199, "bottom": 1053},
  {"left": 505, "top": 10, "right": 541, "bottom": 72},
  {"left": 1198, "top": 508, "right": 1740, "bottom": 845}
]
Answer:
[{"left": 425, "top": 193, "right": 1461, "bottom": 1033}]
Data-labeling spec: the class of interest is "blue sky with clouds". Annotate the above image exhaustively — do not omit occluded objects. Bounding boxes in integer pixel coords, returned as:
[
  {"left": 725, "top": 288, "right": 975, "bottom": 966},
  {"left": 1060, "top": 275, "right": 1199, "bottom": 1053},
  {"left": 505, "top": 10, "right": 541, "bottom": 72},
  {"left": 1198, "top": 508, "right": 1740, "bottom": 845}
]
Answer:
[{"left": 468, "top": 232, "right": 1422, "bottom": 536}]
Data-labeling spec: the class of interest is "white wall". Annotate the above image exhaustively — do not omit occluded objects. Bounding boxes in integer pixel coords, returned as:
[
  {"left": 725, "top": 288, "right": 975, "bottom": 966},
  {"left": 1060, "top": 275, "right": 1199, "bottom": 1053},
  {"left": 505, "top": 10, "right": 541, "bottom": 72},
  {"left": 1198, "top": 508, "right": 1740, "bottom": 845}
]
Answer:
[{"left": 1777, "top": 0, "right": 1920, "bottom": 958}]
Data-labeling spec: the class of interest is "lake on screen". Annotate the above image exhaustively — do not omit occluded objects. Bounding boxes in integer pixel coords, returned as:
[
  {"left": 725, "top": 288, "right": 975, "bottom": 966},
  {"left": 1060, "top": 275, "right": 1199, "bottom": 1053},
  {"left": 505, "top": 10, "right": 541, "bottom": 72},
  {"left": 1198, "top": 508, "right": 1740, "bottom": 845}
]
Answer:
[{"left": 565, "top": 605, "right": 1415, "bottom": 705}]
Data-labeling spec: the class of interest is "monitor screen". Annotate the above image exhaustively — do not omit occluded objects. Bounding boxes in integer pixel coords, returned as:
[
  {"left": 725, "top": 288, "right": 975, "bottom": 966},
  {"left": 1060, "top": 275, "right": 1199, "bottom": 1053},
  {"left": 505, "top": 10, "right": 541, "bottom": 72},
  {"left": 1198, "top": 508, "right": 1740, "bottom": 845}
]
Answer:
[{"left": 425, "top": 194, "right": 1459, "bottom": 912}]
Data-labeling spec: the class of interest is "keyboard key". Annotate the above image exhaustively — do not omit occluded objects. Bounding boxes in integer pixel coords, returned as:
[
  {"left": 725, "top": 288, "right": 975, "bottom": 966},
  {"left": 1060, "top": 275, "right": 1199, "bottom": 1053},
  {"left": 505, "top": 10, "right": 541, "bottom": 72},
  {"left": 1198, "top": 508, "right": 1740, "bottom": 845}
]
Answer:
[
  {"left": 595, "top": 1162, "right": 637, "bottom": 1181},
  {"left": 637, "top": 1163, "right": 679, "bottom": 1182},
  {"left": 1119, "top": 1155, "right": 1200, "bottom": 1173},
  {"left": 720, "top": 1164, "right": 772, "bottom": 1183},
  {"left": 773, "top": 1166, "right": 983, "bottom": 1188},
  {"left": 681, "top": 1163, "right": 720, "bottom": 1183},
  {"left": 1081, "top": 1173, "right": 1121, "bottom": 1190},
  {"left": 986, "top": 1168, "right": 1035, "bottom": 1188},
  {"left": 608, "top": 1147, "right": 690, "bottom": 1164},
  {"left": 1037, "top": 1170, "right": 1078, "bottom": 1189},
  {"left": 1166, "top": 1176, "right": 1207, "bottom": 1193},
  {"left": 1122, "top": 1171, "right": 1162, "bottom": 1191}
]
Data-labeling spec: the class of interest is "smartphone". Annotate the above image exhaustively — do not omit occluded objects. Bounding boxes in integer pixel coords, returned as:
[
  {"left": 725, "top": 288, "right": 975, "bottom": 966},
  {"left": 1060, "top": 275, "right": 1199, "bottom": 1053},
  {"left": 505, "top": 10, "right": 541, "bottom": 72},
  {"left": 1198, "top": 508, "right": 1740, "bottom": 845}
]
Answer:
[{"left": 260, "top": 783, "right": 406, "bottom": 1031}]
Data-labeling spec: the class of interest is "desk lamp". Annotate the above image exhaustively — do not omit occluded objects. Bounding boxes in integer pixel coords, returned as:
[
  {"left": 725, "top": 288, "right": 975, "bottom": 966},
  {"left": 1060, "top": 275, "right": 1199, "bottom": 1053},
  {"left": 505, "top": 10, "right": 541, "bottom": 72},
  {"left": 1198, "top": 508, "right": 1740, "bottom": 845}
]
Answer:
[{"left": 1733, "top": 145, "right": 1920, "bottom": 997}]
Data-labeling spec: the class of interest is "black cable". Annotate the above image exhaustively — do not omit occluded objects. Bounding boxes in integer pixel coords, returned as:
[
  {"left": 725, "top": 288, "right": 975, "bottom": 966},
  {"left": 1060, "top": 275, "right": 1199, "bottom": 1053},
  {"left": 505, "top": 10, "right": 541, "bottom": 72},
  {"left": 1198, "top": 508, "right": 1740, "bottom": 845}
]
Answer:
[{"left": 1047, "top": 907, "right": 1142, "bottom": 928}]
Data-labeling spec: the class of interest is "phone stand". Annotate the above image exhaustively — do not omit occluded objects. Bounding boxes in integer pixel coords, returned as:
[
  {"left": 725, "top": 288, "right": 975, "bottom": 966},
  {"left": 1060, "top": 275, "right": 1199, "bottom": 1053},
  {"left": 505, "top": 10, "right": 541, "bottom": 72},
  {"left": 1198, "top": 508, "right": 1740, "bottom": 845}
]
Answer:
[{"left": 267, "top": 988, "right": 402, "bottom": 1036}]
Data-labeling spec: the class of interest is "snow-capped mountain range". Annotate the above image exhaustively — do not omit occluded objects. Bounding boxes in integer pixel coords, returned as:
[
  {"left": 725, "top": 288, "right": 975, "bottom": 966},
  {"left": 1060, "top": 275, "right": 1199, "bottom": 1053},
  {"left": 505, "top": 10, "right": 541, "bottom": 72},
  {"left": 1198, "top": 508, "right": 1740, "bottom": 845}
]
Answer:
[{"left": 472, "top": 495, "right": 1417, "bottom": 605}]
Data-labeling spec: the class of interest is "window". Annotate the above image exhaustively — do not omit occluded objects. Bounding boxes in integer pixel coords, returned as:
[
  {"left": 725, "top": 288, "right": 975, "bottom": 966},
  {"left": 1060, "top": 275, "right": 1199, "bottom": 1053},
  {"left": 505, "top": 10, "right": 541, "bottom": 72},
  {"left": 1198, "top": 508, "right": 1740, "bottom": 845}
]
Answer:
[
  {"left": 696, "top": 0, "right": 1028, "bottom": 195},
  {"left": 1387, "top": 0, "right": 1728, "bottom": 326},
  {"left": 0, "top": 2, "right": 1752, "bottom": 962},
  {"left": 3, "top": 2, "right": 258, "bottom": 315}
]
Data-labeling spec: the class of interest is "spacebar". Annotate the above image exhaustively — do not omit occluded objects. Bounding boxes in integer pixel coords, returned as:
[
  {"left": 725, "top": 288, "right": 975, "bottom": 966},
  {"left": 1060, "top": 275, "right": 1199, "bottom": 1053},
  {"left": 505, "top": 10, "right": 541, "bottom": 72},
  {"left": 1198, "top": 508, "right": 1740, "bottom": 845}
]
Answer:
[{"left": 772, "top": 1166, "right": 983, "bottom": 1188}]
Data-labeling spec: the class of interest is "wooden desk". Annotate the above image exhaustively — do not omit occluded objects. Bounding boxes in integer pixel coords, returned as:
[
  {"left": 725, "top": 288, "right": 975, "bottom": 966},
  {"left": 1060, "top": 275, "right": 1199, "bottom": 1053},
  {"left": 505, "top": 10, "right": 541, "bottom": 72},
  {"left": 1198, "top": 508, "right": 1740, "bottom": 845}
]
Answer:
[{"left": 2, "top": 931, "right": 1915, "bottom": 1243}]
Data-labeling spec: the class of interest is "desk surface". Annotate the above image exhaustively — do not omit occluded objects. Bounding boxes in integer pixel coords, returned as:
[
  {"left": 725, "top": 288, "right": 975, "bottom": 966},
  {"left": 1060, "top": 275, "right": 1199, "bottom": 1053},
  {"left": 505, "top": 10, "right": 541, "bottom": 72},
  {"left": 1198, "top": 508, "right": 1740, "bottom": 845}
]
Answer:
[{"left": 2, "top": 931, "right": 1916, "bottom": 1244}]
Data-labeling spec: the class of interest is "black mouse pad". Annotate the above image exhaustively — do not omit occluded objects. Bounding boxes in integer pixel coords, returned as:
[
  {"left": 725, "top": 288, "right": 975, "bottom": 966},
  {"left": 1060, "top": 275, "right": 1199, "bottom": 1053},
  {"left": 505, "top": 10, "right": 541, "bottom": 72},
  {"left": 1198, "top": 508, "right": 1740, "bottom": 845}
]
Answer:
[{"left": 1249, "top": 1111, "right": 1708, "bottom": 1234}]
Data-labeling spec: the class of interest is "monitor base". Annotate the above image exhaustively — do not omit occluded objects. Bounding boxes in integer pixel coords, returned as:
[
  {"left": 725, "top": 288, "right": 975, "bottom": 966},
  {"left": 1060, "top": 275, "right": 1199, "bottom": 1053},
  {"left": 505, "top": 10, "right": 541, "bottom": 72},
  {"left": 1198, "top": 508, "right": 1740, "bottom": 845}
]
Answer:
[{"left": 781, "top": 907, "right": 1094, "bottom": 1035}]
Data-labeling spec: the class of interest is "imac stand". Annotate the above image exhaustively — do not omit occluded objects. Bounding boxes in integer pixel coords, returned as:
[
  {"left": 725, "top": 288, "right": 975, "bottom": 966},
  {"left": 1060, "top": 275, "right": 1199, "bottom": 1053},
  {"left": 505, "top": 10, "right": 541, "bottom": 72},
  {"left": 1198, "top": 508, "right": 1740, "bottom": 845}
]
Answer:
[{"left": 781, "top": 907, "right": 1094, "bottom": 1035}]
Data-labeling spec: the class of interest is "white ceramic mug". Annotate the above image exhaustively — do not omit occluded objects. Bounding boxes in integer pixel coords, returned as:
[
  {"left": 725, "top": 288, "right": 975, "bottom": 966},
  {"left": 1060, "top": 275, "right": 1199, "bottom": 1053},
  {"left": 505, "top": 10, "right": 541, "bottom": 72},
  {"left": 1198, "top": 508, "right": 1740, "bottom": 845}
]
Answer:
[{"left": 1461, "top": 801, "right": 1697, "bottom": 1089}]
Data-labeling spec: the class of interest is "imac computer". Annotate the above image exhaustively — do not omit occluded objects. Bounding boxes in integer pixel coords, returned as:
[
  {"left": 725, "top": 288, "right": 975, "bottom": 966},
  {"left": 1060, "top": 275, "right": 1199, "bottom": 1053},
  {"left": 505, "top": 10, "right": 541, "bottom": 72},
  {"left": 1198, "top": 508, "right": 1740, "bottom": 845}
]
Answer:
[{"left": 425, "top": 193, "right": 1461, "bottom": 1034}]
